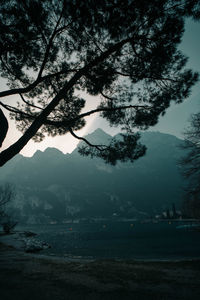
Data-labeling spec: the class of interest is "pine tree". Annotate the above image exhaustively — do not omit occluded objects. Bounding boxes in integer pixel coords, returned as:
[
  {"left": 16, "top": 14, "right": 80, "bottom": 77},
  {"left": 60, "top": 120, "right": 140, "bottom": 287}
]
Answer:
[{"left": 0, "top": 0, "right": 199, "bottom": 166}]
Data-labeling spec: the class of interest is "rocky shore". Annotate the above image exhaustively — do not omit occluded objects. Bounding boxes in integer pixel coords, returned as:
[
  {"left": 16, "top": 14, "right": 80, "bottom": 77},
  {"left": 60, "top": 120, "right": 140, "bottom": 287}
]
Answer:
[
  {"left": 0, "top": 233, "right": 200, "bottom": 299},
  {"left": 0, "top": 231, "right": 51, "bottom": 253}
]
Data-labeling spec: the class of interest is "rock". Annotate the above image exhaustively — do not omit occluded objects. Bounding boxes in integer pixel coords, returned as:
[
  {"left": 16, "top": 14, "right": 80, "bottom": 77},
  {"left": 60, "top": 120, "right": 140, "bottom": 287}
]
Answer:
[
  {"left": 24, "top": 238, "right": 51, "bottom": 253},
  {"left": 25, "top": 244, "right": 43, "bottom": 253},
  {"left": 23, "top": 231, "right": 37, "bottom": 237},
  {"left": 0, "top": 231, "right": 51, "bottom": 252}
]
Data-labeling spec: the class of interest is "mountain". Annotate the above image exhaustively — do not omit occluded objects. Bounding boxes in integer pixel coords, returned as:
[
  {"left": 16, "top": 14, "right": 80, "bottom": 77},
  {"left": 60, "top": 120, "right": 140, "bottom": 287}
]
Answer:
[
  {"left": 0, "top": 130, "right": 185, "bottom": 223},
  {"left": 76, "top": 128, "right": 112, "bottom": 146},
  {"left": 72, "top": 128, "right": 112, "bottom": 155}
]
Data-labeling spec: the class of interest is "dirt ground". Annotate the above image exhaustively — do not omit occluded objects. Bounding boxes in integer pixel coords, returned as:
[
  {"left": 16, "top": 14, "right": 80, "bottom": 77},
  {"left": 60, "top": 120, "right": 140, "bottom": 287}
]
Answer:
[{"left": 0, "top": 242, "right": 200, "bottom": 300}]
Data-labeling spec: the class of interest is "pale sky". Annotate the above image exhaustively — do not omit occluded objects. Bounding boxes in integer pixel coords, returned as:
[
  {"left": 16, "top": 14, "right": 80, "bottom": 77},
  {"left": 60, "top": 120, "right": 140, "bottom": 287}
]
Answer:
[{"left": 0, "top": 19, "right": 200, "bottom": 157}]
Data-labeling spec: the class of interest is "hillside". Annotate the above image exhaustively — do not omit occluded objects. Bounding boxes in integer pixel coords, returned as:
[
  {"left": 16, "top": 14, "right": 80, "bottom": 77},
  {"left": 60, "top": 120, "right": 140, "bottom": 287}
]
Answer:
[{"left": 0, "top": 130, "right": 185, "bottom": 223}]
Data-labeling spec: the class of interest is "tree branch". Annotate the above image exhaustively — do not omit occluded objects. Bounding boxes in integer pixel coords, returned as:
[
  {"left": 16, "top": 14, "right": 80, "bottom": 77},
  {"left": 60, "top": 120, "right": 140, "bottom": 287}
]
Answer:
[
  {"left": 44, "top": 104, "right": 152, "bottom": 128},
  {"left": 68, "top": 128, "right": 107, "bottom": 151},
  {"left": 0, "top": 69, "right": 78, "bottom": 98},
  {"left": 36, "top": 7, "right": 65, "bottom": 80},
  {"left": 115, "top": 70, "right": 179, "bottom": 83},
  {"left": 0, "top": 101, "right": 36, "bottom": 119},
  {"left": 1, "top": 101, "right": 152, "bottom": 129},
  {"left": 19, "top": 94, "right": 43, "bottom": 111},
  {"left": 20, "top": 1, "right": 48, "bottom": 45},
  {"left": 0, "top": 35, "right": 139, "bottom": 166},
  {"left": 100, "top": 91, "right": 116, "bottom": 102},
  {"left": 0, "top": 57, "right": 23, "bottom": 82}
]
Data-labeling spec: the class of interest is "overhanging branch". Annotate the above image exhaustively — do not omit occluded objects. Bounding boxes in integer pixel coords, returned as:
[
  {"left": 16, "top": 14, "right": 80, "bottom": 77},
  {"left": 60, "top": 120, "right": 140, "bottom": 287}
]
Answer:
[
  {"left": 0, "top": 36, "right": 135, "bottom": 166},
  {"left": 44, "top": 104, "right": 152, "bottom": 128},
  {"left": 19, "top": 94, "right": 43, "bottom": 111},
  {"left": 69, "top": 128, "right": 107, "bottom": 151},
  {"left": 0, "top": 69, "right": 79, "bottom": 99}
]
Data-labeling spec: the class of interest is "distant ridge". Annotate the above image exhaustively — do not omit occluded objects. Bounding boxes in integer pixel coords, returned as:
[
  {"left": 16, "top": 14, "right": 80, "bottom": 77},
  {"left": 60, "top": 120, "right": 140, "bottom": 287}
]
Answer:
[
  {"left": 0, "top": 130, "right": 185, "bottom": 224},
  {"left": 31, "top": 147, "right": 64, "bottom": 158}
]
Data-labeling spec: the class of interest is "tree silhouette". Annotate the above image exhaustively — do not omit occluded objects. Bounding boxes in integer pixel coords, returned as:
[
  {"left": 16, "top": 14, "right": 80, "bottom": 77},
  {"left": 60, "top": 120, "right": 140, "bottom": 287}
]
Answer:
[
  {"left": 180, "top": 112, "right": 200, "bottom": 218},
  {"left": 0, "top": 183, "right": 14, "bottom": 211},
  {"left": 0, "top": 0, "right": 199, "bottom": 166},
  {"left": 0, "top": 109, "right": 8, "bottom": 147}
]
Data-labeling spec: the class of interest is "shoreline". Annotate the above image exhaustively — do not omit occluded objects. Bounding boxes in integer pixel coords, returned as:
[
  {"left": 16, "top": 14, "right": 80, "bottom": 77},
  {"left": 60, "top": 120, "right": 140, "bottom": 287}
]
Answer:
[
  {"left": 35, "top": 251, "right": 200, "bottom": 264},
  {"left": 1, "top": 239, "right": 200, "bottom": 299},
  {"left": 1, "top": 231, "right": 200, "bottom": 263}
]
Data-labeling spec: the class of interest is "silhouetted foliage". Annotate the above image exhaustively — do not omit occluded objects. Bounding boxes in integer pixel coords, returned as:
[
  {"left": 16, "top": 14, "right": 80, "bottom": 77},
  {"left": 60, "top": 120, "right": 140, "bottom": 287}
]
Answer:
[
  {"left": 0, "top": 183, "right": 18, "bottom": 233},
  {"left": 180, "top": 112, "right": 200, "bottom": 218},
  {"left": 1, "top": 216, "right": 18, "bottom": 234},
  {"left": 0, "top": 0, "right": 199, "bottom": 165},
  {"left": 0, "top": 183, "right": 14, "bottom": 212}
]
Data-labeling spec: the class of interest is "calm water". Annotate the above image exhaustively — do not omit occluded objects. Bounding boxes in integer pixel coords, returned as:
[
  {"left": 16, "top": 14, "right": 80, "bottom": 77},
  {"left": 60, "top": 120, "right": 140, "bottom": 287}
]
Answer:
[{"left": 17, "top": 221, "right": 200, "bottom": 260}]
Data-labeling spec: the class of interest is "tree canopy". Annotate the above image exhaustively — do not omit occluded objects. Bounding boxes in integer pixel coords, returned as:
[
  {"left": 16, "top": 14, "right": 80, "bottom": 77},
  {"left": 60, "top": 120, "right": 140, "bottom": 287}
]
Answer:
[
  {"left": 0, "top": 0, "right": 199, "bottom": 166},
  {"left": 0, "top": 183, "right": 17, "bottom": 233},
  {"left": 180, "top": 112, "right": 200, "bottom": 218}
]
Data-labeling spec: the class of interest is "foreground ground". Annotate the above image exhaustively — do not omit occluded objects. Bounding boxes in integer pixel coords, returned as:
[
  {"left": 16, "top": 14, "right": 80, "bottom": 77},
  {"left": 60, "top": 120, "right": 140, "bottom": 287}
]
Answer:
[{"left": 0, "top": 242, "right": 200, "bottom": 300}]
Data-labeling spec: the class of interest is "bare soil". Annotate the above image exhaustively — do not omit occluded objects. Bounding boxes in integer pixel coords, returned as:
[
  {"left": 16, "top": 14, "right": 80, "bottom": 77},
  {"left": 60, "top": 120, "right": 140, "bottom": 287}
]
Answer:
[{"left": 0, "top": 242, "right": 200, "bottom": 300}]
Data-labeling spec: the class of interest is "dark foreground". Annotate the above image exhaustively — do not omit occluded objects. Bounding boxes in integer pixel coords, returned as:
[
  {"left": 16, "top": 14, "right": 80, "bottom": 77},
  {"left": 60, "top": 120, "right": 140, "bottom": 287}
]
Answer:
[{"left": 0, "top": 243, "right": 200, "bottom": 300}]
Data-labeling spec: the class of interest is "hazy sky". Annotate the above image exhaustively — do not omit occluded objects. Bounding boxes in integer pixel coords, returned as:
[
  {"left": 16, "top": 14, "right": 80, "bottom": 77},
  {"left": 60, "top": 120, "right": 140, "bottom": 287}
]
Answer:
[{"left": 1, "top": 19, "right": 200, "bottom": 157}]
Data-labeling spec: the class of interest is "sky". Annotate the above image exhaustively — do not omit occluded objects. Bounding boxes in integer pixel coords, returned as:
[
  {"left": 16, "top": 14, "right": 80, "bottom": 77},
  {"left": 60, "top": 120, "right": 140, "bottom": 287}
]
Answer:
[{"left": 0, "top": 19, "right": 200, "bottom": 157}]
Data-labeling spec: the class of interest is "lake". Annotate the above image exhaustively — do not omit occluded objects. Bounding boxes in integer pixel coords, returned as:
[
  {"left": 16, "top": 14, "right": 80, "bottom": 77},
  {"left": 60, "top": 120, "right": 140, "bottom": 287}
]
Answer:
[{"left": 17, "top": 221, "right": 200, "bottom": 260}]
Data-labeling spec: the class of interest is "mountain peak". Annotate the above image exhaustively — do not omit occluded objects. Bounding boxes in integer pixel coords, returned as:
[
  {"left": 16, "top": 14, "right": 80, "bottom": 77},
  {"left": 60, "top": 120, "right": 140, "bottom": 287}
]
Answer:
[
  {"left": 92, "top": 128, "right": 108, "bottom": 135},
  {"left": 87, "top": 128, "right": 112, "bottom": 139},
  {"left": 32, "top": 150, "right": 43, "bottom": 157},
  {"left": 44, "top": 147, "right": 64, "bottom": 155},
  {"left": 31, "top": 148, "right": 64, "bottom": 160}
]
